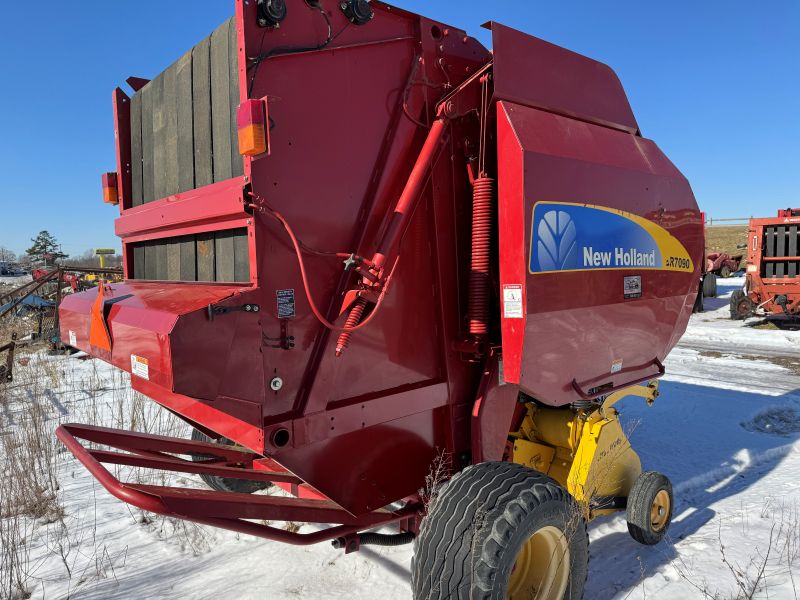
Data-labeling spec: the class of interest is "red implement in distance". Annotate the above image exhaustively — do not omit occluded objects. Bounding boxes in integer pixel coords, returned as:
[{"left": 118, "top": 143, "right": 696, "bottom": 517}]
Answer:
[
  {"left": 733, "top": 209, "right": 800, "bottom": 319},
  {"left": 61, "top": 0, "right": 702, "bottom": 552}
]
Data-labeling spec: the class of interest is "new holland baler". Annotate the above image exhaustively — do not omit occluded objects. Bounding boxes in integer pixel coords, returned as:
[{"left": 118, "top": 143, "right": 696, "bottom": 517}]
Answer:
[{"left": 59, "top": 1, "right": 703, "bottom": 597}]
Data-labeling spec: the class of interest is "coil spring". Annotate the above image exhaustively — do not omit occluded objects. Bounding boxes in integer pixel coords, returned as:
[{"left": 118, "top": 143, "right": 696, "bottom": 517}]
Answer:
[
  {"left": 335, "top": 297, "right": 368, "bottom": 357},
  {"left": 468, "top": 176, "right": 496, "bottom": 336}
]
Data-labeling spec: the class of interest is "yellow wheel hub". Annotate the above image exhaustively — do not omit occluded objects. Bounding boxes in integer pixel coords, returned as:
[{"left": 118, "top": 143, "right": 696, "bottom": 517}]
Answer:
[
  {"left": 506, "top": 525, "right": 570, "bottom": 600},
  {"left": 650, "top": 489, "right": 670, "bottom": 532}
]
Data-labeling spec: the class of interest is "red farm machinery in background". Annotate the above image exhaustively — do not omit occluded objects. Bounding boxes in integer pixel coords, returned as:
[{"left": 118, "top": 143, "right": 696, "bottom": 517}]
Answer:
[
  {"left": 58, "top": 1, "right": 703, "bottom": 597},
  {"left": 706, "top": 252, "right": 743, "bottom": 279},
  {"left": 731, "top": 208, "right": 800, "bottom": 320}
]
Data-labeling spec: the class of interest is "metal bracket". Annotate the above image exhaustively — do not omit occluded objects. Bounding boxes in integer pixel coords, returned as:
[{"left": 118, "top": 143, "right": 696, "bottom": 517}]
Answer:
[
  {"left": 263, "top": 319, "right": 295, "bottom": 350},
  {"left": 207, "top": 303, "right": 260, "bottom": 321}
]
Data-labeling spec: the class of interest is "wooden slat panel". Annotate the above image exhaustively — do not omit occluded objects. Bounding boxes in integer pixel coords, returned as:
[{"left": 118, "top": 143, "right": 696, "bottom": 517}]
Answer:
[
  {"left": 211, "top": 19, "right": 233, "bottom": 182},
  {"left": 229, "top": 17, "right": 244, "bottom": 178},
  {"left": 151, "top": 74, "right": 167, "bottom": 201},
  {"left": 130, "top": 92, "right": 143, "bottom": 206},
  {"left": 144, "top": 242, "right": 157, "bottom": 280},
  {"left": 215, "top": 230, "right": 235, "bottom": 282},
  {"left": 196, "top": 232, "right": 216, "bottom": 281},
  {"left": 233, "top": 230, "right": 249, "bottom": 282},
  {"left": 179, "top": 235, "right": 197, "bottom": 281},
  {"left": 133, "top": 243, "right": 146, "bottom": 279},
  {"left": 765, "top": 227, "right": 775, "bottom": 278},
  {"left": 192, "top": 37, "right": 213, "bottom": 188},
  {"left": 166, "top": 239, "right": 181, "bottom": 281},
  {"left": 176, "top": 51, "right": 195, "bottom": 193},
  {"left": 162, "top": 64, "right": 179, "bottom": 198},
  {"left": 141, "top": 83, "right": 155, "bottom": 204},
  {"left": 155, "top": 242, "right": 167, "bottom": 280},
  {"left": 776, "top": 225, "right": 786, "bottom": 277}
]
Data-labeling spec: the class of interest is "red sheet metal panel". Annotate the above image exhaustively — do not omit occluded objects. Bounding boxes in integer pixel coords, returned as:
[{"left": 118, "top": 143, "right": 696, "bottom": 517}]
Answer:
[
  {"left": 497, "top": 100, "right": 703, "bottom": 405},
  {"left": 112, "top": 88, "right": 131, "bottom": 210},
  {"left": 60, "top": 282, "right": 247, "bottom": 397},
  {"left": 490, "top": 22, "right": 639, "bottom": 134},
  {"left": 115, "top": 177, "right": 247, "bottom": 238}
]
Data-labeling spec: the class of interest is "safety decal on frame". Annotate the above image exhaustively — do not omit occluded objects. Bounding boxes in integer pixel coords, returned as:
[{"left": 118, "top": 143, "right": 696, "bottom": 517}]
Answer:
[
  {"left": 276, "top": 289, "right": 296, "bottom": 319},
  {"left": 623, "top": 275, "right": 642, "bottom": 299},
  {"left": 131, "top": 354, "right": 149, "bottom": 380},
  {"left": 502, "top": 284, "right": 524, "bottom": 319},
  {"left": 68, "top": 330, "right": 77, "bottom": 347}
]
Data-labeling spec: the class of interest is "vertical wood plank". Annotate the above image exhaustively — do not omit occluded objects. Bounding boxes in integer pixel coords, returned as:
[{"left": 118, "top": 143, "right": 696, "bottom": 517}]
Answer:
[
  {"left": 130, "top": 92, "right": 143, "bottom": 206},
  {"left": 179, "top": 235, "right": 197, "bottom": 281},
  {"left": 166, "top": 239, "right": 181, "bottom": 280},
  {"left": 176, "top": 50, "right": 195, "bottom": 193},
  {"left": 133, "top": 243, "right": 145, "bottom": 279},
  {"left": 144, "top": 242, "right": 157, "bottom": 280},
  {"left": 228, "top": 17, "right": 244, "bottom": 178},
  {"left": 155, "top": 241, "right": 167, "bottom": 280},
  {"left": 196, "top": 233, "right": 216, "bottom": 281},
  {"left": 766, "top": 227, "right": 775, "bottom": 278},
  {"left": 162, "top": 64, "right": 179, "bottom": 198},
  {"left": 215, "top": 229, "right": 235, "bottom": 282},
  {"left": 192, "top": 36, "right": 213, "bottom": 188},
  {"left": 211, "top": 19, "right": 233, "bottom": 182},
  {"left": 151, "top": 74, "right": 167, "bottom": 201},
  {"left": 233, "top": 230, "right": 250, "bottom": 282},
  {"left": 141, "top": 82, "right": 155, "bottom": 204},
  {"left": 790, "top": 225, "right": 798, "bottom": 277}
]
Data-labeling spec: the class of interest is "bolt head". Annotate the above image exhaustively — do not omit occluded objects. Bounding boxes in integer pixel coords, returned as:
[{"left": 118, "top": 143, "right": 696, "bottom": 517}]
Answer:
[{"left": 270, "top": 377, "right": 283, "bottom": 391}]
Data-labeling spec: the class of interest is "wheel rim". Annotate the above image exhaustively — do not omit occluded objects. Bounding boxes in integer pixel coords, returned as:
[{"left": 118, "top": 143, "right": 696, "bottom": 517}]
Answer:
[
  {"left": 506, "top": 525, "right": 570, "bottom": 600},
  {"left": 736, "top": 301, "right": 751, "bottom": 317},
  {"left": 650, "top": 489, "right": 670, "bottom": 532}
]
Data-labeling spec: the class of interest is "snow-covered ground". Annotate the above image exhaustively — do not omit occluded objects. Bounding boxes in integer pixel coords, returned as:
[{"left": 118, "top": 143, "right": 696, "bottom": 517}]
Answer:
[
  {"left": 0, "top": 275, "right": 32, "bottom": 286},
  {"left": 1, "top": 276, "right": 799, "bottom": 599}
]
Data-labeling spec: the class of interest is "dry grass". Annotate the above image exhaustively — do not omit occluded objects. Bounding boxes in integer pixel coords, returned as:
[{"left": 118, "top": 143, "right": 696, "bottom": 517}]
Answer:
[
  {"left": 705, "top": 225, "right": 748, "bottom": 256},
  {"left": 0, "top": 334, "right": 213, "bottom": 597},
  {"left": 672, "top": 500, "right": 800, "bottom": 599}
]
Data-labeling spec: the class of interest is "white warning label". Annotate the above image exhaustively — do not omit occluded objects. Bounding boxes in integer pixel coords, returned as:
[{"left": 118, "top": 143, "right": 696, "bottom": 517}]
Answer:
[
  {"left": 68, "top": 330, "right": 77, "bottom": 347},
  {"left": 131, "top": 354, "right": 149, "bottom": 380},
  {"left": 502, "top": 284, "right": 524, "bottom": 319}
]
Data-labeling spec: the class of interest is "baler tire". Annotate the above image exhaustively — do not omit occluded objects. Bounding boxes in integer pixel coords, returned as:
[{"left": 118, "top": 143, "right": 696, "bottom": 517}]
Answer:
[
  {"left": 730, "top": 290, "right": 754, "bottom": 320},
  {"left": 411, "top": 462, "right": 588, "bottom": 600},
  {"left": 189, "top": 429, "right": 270, "bottom": 494},
  {"left": 702, "top": 273, "right": 717, "bottom": 298},
  {"left": 626, "top": 471, "right": 673, "bottom": 546}
]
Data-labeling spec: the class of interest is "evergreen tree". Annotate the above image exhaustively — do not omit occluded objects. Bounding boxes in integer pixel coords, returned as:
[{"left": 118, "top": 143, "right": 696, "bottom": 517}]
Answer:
[{"left": 26, "top": 230, "right": 68, "bottom": 265}]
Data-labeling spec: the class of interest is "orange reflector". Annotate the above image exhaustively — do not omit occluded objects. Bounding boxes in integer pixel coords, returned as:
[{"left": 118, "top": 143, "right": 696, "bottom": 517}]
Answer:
[
  {"left": 102, "top": 172, "right": 119, "bottom": 205},
  {"left": 238, "top": 123, "right": 267, "bottom": 156},
  {"left": 89, "top": 283, "right": 112, "bottom": 352},
  {"left": 237, "top": 99, "right": 269, "bottom": 157}
]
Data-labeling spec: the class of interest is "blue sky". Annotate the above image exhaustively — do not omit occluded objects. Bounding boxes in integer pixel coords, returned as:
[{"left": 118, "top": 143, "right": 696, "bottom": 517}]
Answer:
[{"left": 0, "top": 1, "right": 797, "bottom": 257}]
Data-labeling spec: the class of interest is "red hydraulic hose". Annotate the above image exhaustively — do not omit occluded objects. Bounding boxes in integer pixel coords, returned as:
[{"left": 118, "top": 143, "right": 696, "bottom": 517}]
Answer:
[{"left": 258, "top": 202, "right": 392, "bottom": 334}]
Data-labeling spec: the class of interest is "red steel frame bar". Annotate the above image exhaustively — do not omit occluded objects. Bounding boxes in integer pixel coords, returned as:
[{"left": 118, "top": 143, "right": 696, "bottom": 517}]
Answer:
[
  {"left": 571, "top": 358, "right": 665, "bottom": 401},
  {"left": 56, "top": 423, "right": 418, "bottom": 544}
]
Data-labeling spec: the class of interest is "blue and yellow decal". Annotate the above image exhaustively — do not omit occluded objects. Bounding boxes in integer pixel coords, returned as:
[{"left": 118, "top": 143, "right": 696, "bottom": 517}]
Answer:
[{"left": 529, "top": 202, "right": 693, "bottom": 274}]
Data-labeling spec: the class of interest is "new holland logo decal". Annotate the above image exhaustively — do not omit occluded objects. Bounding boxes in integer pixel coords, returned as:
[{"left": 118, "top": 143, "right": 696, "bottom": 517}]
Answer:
[{"left": 529, "top": 202, "right": 693, "bottom": 274}]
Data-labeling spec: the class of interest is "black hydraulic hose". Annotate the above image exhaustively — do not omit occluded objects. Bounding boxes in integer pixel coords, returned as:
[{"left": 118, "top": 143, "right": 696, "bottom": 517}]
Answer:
[{"left": 332, "top": 531, "right": 415, "bottom": 549}]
